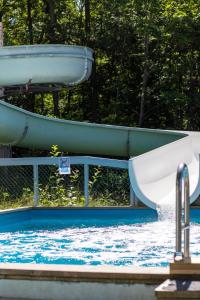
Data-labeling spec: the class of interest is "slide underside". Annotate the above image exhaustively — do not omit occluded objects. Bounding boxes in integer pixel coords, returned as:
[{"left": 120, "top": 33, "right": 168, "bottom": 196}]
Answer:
[{"left": 0, "top": 101, "right": 199, "bottom": 209}]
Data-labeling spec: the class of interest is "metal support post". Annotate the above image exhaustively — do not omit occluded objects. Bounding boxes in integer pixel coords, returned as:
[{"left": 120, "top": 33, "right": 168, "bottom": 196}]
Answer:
[
  {"left": 130, "top": 185, "right": 138, "bottom": 206},
  {"left": 33, "top": 164, "right": 39, "bottom": 207},
  {"left": 84, "top": 164, "right": 89, "bottom": 207},
  {"left": 184, "top": 171, "right": 190, "bottom": 259}
]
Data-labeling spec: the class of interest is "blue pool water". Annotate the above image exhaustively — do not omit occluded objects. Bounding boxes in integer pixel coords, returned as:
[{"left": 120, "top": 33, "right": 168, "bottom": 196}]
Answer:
[{"left": 0, "top": 208, "right": 199, "bottom": 267}]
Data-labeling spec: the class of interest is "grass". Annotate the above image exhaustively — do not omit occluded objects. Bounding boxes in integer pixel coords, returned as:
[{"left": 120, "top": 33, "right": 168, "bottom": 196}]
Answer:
[{"left": 0, "top": 185, "right": 130, "bottom": 210}]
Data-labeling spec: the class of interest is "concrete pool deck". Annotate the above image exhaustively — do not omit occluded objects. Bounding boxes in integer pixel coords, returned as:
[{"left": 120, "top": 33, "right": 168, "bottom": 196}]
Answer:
[
  {"left": 0, "top": 263, "right": 169, "bottom": 300},
  {"left": 0, "top": 263, "right": 169, "bottom": 284},
  {"left": 0, "top": 262, "right": 199, "bottom": 300}
]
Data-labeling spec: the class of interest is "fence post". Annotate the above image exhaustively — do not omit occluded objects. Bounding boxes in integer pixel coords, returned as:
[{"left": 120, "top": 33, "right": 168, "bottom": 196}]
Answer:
[
  {"left": 33, "top": 164, "right": 39, "bottom": 207},
  {"left": 130, "top": 185, "right": 138, "bottom": 206},
  {"left": 84, "top": 164, "right": 89, "bottom": 206},
  {"left": 130, "top": 185, "right": 134, "bottom": 206}
]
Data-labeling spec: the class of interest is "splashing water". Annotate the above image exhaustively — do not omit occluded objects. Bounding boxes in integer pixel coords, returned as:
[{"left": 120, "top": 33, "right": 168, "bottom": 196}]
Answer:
[
  {"left": 0, "top": 209, "right": 199, "bottom": 267},
  {"left": 156, "top": 187, "right": 176, "bottom": 222},
  {"left": 157, "top": 203, "right": 175, "bottom": 222}
]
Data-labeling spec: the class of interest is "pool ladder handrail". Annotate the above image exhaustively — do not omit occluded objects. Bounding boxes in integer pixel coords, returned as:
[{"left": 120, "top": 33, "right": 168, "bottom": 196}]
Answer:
[{"left": 174, "top": 163, "right": 191, "bottom": 262}]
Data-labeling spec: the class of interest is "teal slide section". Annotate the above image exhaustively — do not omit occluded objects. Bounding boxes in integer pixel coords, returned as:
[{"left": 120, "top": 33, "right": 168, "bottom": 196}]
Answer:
[
  {"left": 0, "top": 100, "right": 184, "bottom": 157},
  {"left": 0, "top": 45, "right": 93, "bottom": 86}
]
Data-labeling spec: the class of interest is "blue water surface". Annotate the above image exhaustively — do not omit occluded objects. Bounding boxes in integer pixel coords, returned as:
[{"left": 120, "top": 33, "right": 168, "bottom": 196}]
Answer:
[{"left": 0, "top": 208, "right": 199, "bottom": 267}]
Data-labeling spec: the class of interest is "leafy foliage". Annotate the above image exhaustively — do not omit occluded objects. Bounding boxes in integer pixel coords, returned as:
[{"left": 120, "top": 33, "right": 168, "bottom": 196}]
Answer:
[{"left": 0, "top": 0, "right": 200, "bottom": 139}]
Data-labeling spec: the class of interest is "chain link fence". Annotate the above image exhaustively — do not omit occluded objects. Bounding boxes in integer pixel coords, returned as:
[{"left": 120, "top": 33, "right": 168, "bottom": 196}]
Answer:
[
  {"left": 0, "top": 157, "right": 136, "bottom": 208},
  {"left": 0, "top": 165, "right": 33, "bottom": 205}
]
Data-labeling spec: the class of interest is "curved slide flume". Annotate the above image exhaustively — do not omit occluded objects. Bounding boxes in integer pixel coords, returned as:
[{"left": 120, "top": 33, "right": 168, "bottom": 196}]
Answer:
[
  {"left": 0, "top": 100, "right": 184, "bottom": 157},
  {"left": 0, "top": 45, "right": 93, "bottom": 86},
  {"left": 0, "top": 44, "right": 200, "bottom": 209},
  {"left": 129, "top": 132, "right": 200, "bottom": 209}
]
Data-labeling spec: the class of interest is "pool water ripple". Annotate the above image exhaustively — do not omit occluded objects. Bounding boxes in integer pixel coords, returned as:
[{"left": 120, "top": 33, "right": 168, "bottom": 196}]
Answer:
[{"left": 0, "top": 212, "right": 200, "bottom": 267}]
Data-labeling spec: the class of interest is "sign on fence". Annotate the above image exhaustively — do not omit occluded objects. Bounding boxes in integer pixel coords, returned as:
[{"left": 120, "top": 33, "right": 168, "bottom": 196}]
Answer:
[{"left": 59, "top": 157, "right": 71, "bottom": 175}]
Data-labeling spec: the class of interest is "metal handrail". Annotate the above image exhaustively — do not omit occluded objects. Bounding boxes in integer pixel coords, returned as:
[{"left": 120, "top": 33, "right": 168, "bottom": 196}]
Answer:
[{"left": 174, "top": 163, "right": 190, "bottom": 262}]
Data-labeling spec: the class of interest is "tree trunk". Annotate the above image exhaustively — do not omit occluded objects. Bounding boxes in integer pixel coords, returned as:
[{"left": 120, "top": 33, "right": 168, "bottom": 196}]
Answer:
[
  {"left": 139, "top": 34, "right": 150, "bottom": 127},
  {"left": 139, "top": 66, "right": 149, "bottom": 127},
  {"left": 0, "top": 146, "right": 12, "bottom": 158},
  {"left": 0, "top": 21, "right": 12, "bottom": 157},
  {"left": 85, "top": 0, "right": 90, "bottom": 45},
  {"left": 53, "top": 91, "right": 59, "bottom": 116},
  {"left": 43, "top": 0, "right": 59, "bottom": 114},
  {"left": 84, "top": 1, "right": 99, "bottom": 122},
  {"left": 26, "top": 0, "right": 35, "bottom": 112},
  {"left": 26, "top": 93, "right": 35, "bottom": 112},
  {"left": 43, "top": 0, "right": 57, "bottom": 43},
  {"left": 27, "top": 0, "right": 33, "bottom": 44},
  {"left": 0, "top": 21, "right": 4, "bottom": 98},
  {"left": 87, "top": 54, "right": 99, "bottom": 122}
]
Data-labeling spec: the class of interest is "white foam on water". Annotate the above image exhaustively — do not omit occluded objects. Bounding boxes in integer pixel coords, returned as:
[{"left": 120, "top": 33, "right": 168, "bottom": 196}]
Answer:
[
  {"left": 156, "top": 192, "right": 176, "bottom": 222},
  {"left": 0, "top": 215, "right": 199, "bottom": 267}
]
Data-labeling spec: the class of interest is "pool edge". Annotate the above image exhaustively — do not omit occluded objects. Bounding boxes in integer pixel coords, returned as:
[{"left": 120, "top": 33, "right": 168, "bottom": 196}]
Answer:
[
  {"left": 0, "top": 263, "right": 169, "bottom": 284},
  {"left": 0, "top": 206, "right": 156, "bottom": 214}
]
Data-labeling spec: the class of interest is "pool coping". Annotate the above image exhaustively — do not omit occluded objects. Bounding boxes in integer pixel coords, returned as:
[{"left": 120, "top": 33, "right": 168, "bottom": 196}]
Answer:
[
  {"left": 0, "top": 205, "right": 157, "bottom": 217},
  {"left": 0, "top": 263, "right": 169, "bottom": 284},
  {"left": 0, "top": 206, "right": 151, "bottom": 213},
  {"left": 0, "top": 205, "right": 199, "bottom": 214}
]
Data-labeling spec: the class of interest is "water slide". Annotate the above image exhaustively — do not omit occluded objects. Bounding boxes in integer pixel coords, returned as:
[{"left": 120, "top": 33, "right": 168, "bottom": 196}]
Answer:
[
  {"left": 129, "top": 133, "right": 200, "bottom": 209},
  {"left": 0, "top": 44, "right": 200, "bottom": 209}
]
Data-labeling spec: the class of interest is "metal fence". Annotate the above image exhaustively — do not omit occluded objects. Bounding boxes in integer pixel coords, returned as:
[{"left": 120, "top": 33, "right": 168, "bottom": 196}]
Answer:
[{"left": 0, "top": 156, "right": 137, "bottom": 207}]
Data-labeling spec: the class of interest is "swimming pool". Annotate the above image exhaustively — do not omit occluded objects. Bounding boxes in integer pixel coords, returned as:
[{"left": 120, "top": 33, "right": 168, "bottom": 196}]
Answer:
[{"left": 0, "top": 207, "right": 199, "bottom": 267}]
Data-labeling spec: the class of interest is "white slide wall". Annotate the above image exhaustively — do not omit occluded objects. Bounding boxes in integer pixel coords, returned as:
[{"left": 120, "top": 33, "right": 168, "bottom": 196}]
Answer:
[{"left": 129, "top": 133, "right": 200, "bottom": 209}]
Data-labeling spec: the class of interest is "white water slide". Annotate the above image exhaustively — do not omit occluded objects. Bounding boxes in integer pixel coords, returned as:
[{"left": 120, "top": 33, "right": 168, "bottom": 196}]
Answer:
[
  {"left": 129, "top": 132, "right": 200, "bottom": 209},
  {"left": 0, "top": 44, "right": 200, "bottom": 210}
]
